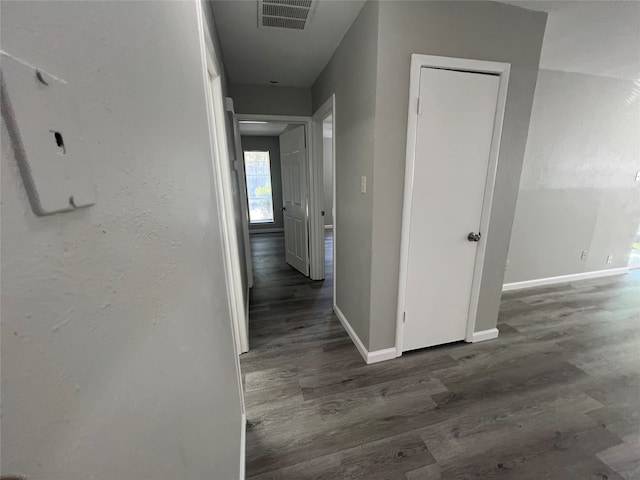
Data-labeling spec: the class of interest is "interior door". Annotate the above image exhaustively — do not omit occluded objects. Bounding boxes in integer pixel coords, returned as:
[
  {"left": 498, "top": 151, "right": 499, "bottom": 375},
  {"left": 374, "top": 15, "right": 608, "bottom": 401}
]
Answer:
[
  {"left": 280, "top": 125, "right": 309, "bottom": 276},
  {"left": 402, "top": 67, "right": 500, "bottom": 352}
]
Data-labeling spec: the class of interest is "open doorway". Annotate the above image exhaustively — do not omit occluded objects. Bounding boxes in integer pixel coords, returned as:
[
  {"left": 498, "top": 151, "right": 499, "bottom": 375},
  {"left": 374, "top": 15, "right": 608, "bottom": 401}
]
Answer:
[
  {"left": 312, "top": 95, "right": 336, "bottom": 306},
  {"left": 322, "top": 114, "right": 334, "bottom": 287},
  {"left": 238, "top": 116, "right": 313, "bottom": 278},
  {"left": 237, "top": 114, "right": 336, "bottom": 345}
]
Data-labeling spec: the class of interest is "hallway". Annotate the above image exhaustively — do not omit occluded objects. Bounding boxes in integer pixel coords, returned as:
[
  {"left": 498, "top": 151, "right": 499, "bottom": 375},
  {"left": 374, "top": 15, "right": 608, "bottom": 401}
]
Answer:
[{"left": 240, "top": 233, "right": 639, "bottom": 479}]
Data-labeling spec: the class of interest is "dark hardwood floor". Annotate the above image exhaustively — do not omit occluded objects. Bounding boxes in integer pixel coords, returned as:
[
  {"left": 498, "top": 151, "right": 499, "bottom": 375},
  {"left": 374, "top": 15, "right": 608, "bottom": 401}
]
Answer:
[{"left": 240, "top": 232, "right": 640, "bottom": 479}]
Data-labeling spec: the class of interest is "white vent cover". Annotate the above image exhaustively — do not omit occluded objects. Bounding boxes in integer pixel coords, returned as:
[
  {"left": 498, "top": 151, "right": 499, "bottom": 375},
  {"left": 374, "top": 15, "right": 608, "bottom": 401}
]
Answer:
[{"left": 258, "top": 0, "right": 315, "bottom": 30}]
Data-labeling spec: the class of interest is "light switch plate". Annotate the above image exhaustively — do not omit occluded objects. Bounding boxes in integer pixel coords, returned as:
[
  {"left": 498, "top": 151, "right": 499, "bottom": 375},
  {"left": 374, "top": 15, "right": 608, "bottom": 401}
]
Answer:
[{"left": 1, "top": 51, "right": 95, "bottom": 215}]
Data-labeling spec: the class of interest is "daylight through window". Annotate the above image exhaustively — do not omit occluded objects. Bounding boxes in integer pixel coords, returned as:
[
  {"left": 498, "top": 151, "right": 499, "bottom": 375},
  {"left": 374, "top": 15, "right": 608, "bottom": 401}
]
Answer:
[{"left": 244, "top": 151, "right": 275, "bottom": 224}]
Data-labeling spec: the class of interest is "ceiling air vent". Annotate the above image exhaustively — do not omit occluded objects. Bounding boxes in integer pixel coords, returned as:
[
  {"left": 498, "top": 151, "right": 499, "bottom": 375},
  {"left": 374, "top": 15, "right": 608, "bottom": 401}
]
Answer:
[{"left": 258, "top": 0, "right": 315, "bottom": 31}]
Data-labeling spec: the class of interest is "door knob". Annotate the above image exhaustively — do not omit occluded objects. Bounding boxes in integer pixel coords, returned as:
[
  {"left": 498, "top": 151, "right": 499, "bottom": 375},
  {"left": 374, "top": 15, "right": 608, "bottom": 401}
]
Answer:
[
  {"left": 281, "top": 207, "right": 286, "bottom": 212},
  {"left": 467, "top": 232, "right": 481, "bottom": 242}
]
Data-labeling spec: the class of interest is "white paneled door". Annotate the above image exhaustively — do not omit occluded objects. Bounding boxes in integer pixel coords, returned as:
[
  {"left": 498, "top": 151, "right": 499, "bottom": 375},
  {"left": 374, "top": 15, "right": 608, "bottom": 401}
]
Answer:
[
  {"left": 402, "top": 67, "right": 501, "bottom": 352},
  {"left": 280, "top": 125, "right": 309, "bottom": 276}
]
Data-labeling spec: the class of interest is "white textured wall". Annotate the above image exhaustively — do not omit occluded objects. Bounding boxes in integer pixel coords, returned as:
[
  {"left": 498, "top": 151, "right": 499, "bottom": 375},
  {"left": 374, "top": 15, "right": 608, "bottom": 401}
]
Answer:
[
  {"left": 506, "top": 69, "right": 640, "bottom": 282},
  {"left": 0, "top": 2, "right": 243, "bottom": 479}
]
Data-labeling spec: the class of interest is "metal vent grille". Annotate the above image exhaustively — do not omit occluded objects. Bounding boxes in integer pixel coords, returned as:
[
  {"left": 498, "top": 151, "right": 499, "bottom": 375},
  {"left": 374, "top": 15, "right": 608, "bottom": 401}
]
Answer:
[{"left": 258, "top": 0, "right": 314, "bottom": 30}]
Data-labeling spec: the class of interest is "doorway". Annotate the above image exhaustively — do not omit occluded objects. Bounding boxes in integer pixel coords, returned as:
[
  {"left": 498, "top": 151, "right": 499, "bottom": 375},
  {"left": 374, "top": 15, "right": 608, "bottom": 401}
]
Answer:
[
  {"left": 322, "top": 114, "right": 334, "bottom": 286},
  {"left": 312, "top": 95, "right": 336, "bottom": 302},
  {"left": 396, "top": 55, "right": 510, "bottom": 354},
  {"left": 237, "top": 115, "right": 336, "bottom": 348},
  {"left": 238, "top": 117, "right": 313, "bottom": 277}
]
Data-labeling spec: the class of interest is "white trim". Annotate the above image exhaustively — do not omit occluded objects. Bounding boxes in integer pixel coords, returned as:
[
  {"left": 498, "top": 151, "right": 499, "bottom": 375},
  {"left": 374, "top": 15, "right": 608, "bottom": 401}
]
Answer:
[
  {"left": 227, "top": 100, "right": 254, "bottom": 290},
  {"left": 249, "top": 227, "right": 284, "bottom": 234},
  {"left": 470, "top": 328, "right": 499, "bottom": 343},
  {"left": 203, "top": 58, "right": 249, "bottom": 355},
  {"left": 502, "top": 267, "right": 629, "bottom": 292},
  {"left": 396, "top": 54, "right": 511, "bottom": 356},
  {"left": 334, "top": 304, "right": 397, "bottom": 364},
  {"left": 196, "top": 0, "right": 246, "bottom": 416},
  {"left": 239, "top": 413, "right": 246, "bottom": 480},
  {"left": 237, "top": 113, "right": 314, "bottom": 278},
  {"left": 324, "top": 224, "right": 333, "bottom": 230},
  {"left": 367, "top": 347, "right": 398, "bottom": 364},
  {"left": 312, "top": 95, "right": 336, "bottom": 283}
]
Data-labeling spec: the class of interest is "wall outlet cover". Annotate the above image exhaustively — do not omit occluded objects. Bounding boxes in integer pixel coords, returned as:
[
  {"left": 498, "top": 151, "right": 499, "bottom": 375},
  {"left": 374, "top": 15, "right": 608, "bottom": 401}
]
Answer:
[{"left": 1, "top": 51, "right": 95, "bottom": 215}]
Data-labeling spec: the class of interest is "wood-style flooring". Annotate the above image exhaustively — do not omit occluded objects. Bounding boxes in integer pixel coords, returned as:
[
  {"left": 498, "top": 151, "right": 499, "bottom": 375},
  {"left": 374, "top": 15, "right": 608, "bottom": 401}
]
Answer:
[{"left": 240, "top": 232, "right": 640, "bottom": 479}]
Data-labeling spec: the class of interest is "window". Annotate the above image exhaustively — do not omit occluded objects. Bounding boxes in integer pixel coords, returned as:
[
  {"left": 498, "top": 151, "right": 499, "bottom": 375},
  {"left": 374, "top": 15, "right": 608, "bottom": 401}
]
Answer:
[{"left": 244, "top": 150, "right": 275, "bottom": 224}]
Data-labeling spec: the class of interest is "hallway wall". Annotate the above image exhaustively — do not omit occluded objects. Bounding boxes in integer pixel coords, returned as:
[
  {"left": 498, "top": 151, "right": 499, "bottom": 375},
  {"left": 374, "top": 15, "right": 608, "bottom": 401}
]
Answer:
[
  {"left": 312, "top": 0, "right": 380, "bottom": 349},
  {"left": 369, "top": 0, "right": 547, "bottom": 348},
  {"left": 313, "top": 0, "right": 546, "bottom": 352},
  {"left": 229, "top": 83, "right": 312, "bottom": 116},
  {"left": 0, "top": 2, "right": 243, "bottom": 478}
]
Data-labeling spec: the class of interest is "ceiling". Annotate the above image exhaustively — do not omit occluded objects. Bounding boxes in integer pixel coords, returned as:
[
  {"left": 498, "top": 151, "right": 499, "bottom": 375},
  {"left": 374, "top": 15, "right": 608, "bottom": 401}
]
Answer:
[
  {"left": 212, "top": 0, "right": 640, "bottom": 88},
  {"left": 505, "top": 1, "right": 640, "bottom": 80},
  {"left": 211, "top": 0, "right": 366, "bottom": 87},
  {"left": 239, "top": 121, "right": 290, "bottom": 136}
]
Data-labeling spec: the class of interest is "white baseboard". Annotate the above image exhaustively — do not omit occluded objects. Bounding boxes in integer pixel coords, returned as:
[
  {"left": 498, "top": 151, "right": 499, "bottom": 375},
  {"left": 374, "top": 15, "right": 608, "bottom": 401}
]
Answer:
[
  {"left": 249, "top": 228, "right": 284, "bottom": 234},
  {"left": 333, "top": 304, "right": 397, "bottom": 364},
  {"left": 239, "top": 413, "right": 246, "bottom": 480},
  {"left": 471, "top": 328, "right": 499, "bottom": 343},
  {"left": 367, "top": 347, "right": 398, "bottom": 363},
  {"left": 324, "top": 224, "right": 333, "bottom": 230},
  {"left": 502, "top": 267, "right": 629, "bottom": 292}
]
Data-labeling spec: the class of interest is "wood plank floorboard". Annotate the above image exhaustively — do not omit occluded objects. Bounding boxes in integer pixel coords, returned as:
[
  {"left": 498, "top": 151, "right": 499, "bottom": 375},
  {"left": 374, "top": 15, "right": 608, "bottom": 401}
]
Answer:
[{"left": 241, "top": 232, "right": 640, "bottom": 479}]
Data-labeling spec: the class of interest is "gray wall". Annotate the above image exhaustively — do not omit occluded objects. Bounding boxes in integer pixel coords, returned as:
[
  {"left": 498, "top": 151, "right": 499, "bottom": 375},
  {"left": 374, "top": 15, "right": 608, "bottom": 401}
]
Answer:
[
  {"left": 312, "top": 0, "right": 380, "bottom": 347},
  {"left": 241, "top": 136, "right": 284, "bottom": 231},
  {"left": 1, "top": 2, "right": 243, "bottom": 478},
  {"left": 230, "top": 83, "right": 312, "bottom": 116},
  {"left": 313, "top": 0, "right": 546, "bottom": 351},
  {"left": 369, "top": 1, "right": 547, "bottom": 347},
  {"left": 506, "top": 69, "right": 640, "bottom": 282}
]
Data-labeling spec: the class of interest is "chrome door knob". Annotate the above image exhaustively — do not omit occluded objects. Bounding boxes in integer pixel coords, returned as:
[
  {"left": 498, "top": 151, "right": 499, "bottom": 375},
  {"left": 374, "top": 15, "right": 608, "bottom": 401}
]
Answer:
[{"left": 467, "top": 232, "right": 481, "bottom": 242}]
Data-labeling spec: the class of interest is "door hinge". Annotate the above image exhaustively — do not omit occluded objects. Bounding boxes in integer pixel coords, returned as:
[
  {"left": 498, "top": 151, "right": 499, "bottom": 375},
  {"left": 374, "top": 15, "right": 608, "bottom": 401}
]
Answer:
[
  {"left": 403, "top": 312, "right": 406, "bottom": 323},
  {"left": 416, "top": 98, "right": 421, "bottom": 116}
]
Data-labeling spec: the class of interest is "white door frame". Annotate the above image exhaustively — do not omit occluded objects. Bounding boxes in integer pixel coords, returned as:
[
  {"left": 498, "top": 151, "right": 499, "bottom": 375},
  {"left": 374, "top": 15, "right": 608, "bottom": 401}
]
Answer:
[
  {"left": 195, "top": 5, "right": 247, "bottom": 476},
  {"left": 311, "top": 95, "right": 336, "bottom": 291},
  {"left": 201, "top": 48, "right": 249, "bottom": 358},
  {"left": 395, "top": 54, "right": 510, "bottom": 356},
  {"left": 226, "top": 100, "right": 254, "bottom": 290},
  {"left": 236, "top": 114, "right": 322, "bottom": 280}
]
